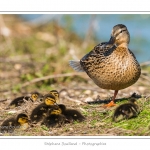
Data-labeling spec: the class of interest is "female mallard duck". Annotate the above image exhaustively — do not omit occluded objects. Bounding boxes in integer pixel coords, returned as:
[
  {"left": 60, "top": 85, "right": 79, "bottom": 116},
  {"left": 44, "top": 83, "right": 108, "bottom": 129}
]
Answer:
[
  {"left": 58, "top": 104, "right": 85, "bottom": 122},
  {"left": 112, "top": 98, "right": 140, "bottom": 122},
  {"left": 9, "top": 91, "right": 43, "bottom": 107},
  {"left": 30, "top": 94, "right": 57, "bottom": 123},
  {"left": 42, "top": 105, "right": 66, "bottom": 128},
  {"left": 49, "top": 90, "right": 60, "bottom": 103},
  {"left": 0, "top": 113, "right": 29, "bottom": 133},
  {"left": 69, "top": 24, "right": 141, "bottom": 107}
]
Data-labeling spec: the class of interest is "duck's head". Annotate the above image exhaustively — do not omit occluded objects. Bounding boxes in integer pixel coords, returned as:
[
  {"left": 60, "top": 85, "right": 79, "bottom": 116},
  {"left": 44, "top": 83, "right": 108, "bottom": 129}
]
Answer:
[
  {"left": 49, "top": 90, "right": 59, "bottom": 103},
  {"left": 109, "top": 24, "right": 130, "bottom": 46},
  {"left": 50, "top": 106, "right": 62, "bottom": 115},
  {"left": 17, "top": 113, "right": 29, "bottom": 125},
  {"left": 129, "top": 98, "right": 137, "bottom": 104},
  {"left": 57, "top": 104, "right": 66, "bottom": 113},
  {"left": 44, "top": 94, "right": 56, "bottom": 106},
  {"left": 30, "top": 92, "right": 43, "bottom": 102}
]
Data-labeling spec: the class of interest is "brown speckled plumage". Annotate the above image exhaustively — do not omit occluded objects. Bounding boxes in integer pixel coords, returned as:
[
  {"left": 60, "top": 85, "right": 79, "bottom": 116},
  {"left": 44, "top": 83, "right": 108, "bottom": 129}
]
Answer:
[
  {"left": 80, "top": 45, "right": 141, "bottom": 90},
  {"left": 69, "top": 24, "right": 141, "bottom": 107}
]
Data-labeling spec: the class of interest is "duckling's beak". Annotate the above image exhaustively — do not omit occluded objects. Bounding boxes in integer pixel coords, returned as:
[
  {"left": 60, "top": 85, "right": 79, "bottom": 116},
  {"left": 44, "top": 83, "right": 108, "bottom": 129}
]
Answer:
[{"left": 109, "top": 36, "right": 115, "bottom": 44}]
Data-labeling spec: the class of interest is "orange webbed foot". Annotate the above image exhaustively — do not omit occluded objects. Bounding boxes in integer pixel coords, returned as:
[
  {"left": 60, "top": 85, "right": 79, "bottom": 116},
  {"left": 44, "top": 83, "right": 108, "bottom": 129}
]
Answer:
[{"left": 103, "top": 101, "right": 117, "bottom": 108}]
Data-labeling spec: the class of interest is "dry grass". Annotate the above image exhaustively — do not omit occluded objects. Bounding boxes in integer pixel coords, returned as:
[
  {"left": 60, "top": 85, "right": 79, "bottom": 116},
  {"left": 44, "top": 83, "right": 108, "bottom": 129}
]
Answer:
[{"left": 1, "top": 78, "right": 150, "bottom": 136}]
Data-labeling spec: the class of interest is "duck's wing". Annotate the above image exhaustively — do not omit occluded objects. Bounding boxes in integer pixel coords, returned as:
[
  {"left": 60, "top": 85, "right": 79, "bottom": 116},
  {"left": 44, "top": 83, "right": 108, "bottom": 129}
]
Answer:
[{"left": 69, "top": 42, "right": 113, "bottom": 72}]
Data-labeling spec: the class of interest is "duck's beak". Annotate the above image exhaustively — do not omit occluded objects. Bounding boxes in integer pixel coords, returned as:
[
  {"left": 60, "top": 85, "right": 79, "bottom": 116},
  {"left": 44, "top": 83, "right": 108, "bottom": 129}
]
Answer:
[{"left": 109, "top": 36, "right": 115, "bottom": 44}]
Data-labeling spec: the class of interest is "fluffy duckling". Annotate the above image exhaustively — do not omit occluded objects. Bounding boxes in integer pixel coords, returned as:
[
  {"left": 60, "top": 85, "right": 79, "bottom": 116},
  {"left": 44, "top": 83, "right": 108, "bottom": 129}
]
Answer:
[
  {"left": 58, "top": 104, "right": 85, "bottom": 122},
  {"left": 30, "top": 94, "right": 57, "bottom": 123},
  {"left": 9, "top": 91, "right": 43, "bottom": 107},
  {"left": 49, "top": 90, "right": 60, "bottom": 103},
  {"left": 30, "top": 91, "right": 43, "bottom": 102},
  {"left": 9, "top": 96, "right": 29, "bottom": 107},
  {"left": 0, "top": 113, "right": 29, "bottom": 133},
  {"left": 42, "top": 105, "right": 66, "bottom": 128},
  {"left": 112, "top": 99, "right": 140, "bottom": 122}
]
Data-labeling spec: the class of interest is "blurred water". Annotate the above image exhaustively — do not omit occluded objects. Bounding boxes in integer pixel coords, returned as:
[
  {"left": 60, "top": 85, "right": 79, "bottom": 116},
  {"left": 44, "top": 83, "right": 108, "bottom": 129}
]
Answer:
[{"left": 19, "top": 14, "right": 150, "bottom": 63}]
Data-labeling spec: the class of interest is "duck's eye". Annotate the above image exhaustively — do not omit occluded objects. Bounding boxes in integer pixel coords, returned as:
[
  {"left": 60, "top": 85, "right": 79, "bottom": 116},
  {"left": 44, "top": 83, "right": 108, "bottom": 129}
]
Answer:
[{"left": 120, "top": 29, "right": 126, "bottom": 34}]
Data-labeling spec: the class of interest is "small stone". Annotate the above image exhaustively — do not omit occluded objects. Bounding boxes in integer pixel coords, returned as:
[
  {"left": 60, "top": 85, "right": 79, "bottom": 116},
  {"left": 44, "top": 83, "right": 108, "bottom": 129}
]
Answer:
[
  {"left": 84, "top": 97, "right": 93, "bottom": 102},
  {"left": 95, "top": 122, "right": 106, "bottom": 127},
  {"left": 75, "top": 91, "right": 81, "bottom": 96},
  {"left": 138, "top": 86, "right": 146, "bottom": 92},
  {"left": 14, "top": 64, "right": 22, "bottom": 70},
  {"left": 69, "top": 128, "right": 73, "bottom": 131},
  {"left": 84, "top": 90, "right": 92, "bottom": 95},
  {"left": 8, "top": 110, "right": 17, "bottom": 114}
]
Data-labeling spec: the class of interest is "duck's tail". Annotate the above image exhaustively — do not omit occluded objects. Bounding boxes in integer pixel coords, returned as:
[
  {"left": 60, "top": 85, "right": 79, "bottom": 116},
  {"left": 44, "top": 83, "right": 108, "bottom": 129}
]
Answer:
[{"left": 69, "top": 60, "right": 85, "bottom": 72}]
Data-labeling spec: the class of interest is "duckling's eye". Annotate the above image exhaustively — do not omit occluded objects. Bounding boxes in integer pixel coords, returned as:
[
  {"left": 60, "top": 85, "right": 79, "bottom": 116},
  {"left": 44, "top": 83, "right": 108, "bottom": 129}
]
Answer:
[
  {"left": 54, "top": 93, "right": 59, "bottom": 97},
  {"left": 50, "top": 92, "right": 59, "bottom": 98},
  {"left": 48, "top": 97, "right": 56, "bottom": 103}
]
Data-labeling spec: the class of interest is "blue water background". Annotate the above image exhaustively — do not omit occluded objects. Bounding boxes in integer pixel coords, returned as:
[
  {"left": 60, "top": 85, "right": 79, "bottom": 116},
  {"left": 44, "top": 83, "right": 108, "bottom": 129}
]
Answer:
[{"left": 19, "top": 14, "right": 150, "bottom": 63}]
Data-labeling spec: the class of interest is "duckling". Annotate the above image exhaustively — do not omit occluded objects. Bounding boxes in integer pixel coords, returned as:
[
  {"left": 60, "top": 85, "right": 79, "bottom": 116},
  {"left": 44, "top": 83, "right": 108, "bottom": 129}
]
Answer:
[
  {"left": 58, "top": 104, "right": 85, "bottom": 122},
  {"left": 69, "top": 24, "right": 141, "bottom": 107},
  {"left": 0, "top": 113, "right": 29, "bottom": 133},
  {"left": 9, "top": 96, "right": 29, "bottom": 107},
  {"left": 9, "top": 91, "right": 42, "bottom": 107},
  {"left": 112, "top": 99, "right": 140, "bottom": 122},
  {"left": 49, "top": 90, "right": 60, "bottom": 103},
  {"left": 42, "top": 105, "right": 66, "bottom": 128},
  {"left": 30, "top": 91, "right": 43, "bottom": 102},
  {"left": 30, "top": 94, "right": 56, "bottom": 123}
]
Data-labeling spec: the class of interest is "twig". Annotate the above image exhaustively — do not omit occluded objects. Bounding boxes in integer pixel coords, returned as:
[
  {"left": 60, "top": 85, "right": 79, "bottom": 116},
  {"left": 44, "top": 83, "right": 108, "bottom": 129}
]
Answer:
[
  {"left": 0, "top": 99, "right": 7, "bottom": 102},
  {"left": 62, "top": 95, "right": 85, "bottom": 105},
  {"left": 21, "top": 72, "right": 84, "bottom": 88}
]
